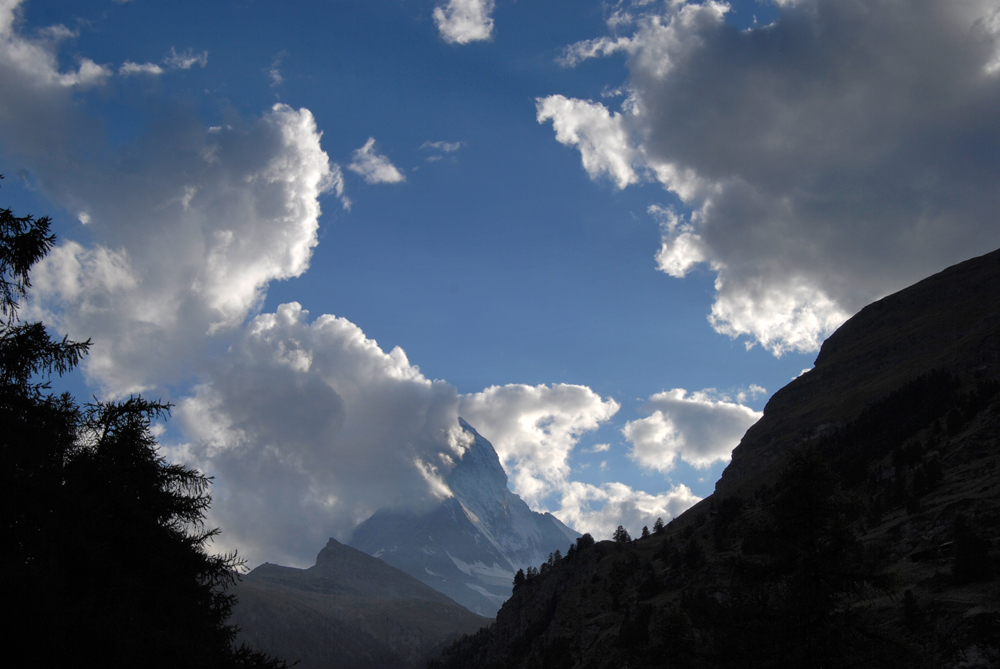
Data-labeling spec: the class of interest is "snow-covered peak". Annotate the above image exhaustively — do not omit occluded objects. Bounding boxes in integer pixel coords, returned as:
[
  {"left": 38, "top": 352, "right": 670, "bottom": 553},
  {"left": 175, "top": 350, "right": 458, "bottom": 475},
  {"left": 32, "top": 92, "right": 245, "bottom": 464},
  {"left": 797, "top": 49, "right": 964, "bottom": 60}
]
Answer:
[
  {"left": 450, "top": 418, "right": 508, "bottom": 496},
  {"left": 448, "top": 419, "right": 576, "bottom": 569},
  {"left": 349, "top": 419, "right": 579, "bottom": 616}
]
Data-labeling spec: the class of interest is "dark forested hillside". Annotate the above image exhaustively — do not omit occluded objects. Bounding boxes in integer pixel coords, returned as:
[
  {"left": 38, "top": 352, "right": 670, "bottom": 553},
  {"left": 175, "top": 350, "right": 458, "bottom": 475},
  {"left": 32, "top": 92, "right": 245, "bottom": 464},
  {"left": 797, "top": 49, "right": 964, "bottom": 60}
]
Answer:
[{"left": 430, "top": 249, "right": 1000, "bottom": 669}]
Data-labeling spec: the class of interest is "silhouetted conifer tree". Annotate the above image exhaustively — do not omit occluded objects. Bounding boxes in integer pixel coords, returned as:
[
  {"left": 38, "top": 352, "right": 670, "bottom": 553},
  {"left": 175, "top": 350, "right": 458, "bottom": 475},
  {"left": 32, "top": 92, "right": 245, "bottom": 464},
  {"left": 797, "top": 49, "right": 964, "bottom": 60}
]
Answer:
[{"left": 0, "top": 191, "right": 287, "bottom": 668}]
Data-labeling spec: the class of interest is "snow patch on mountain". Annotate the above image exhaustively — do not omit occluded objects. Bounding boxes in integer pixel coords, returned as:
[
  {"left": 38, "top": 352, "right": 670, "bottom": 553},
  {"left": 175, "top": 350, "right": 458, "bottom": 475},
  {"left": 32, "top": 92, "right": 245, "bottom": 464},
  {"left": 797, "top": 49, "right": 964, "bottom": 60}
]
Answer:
[
  {"left": 465, "top": 583, "right": 508, "bottom": 603},
  {"left": 448, "top": 553, "right": 514, "bottom": 581}
]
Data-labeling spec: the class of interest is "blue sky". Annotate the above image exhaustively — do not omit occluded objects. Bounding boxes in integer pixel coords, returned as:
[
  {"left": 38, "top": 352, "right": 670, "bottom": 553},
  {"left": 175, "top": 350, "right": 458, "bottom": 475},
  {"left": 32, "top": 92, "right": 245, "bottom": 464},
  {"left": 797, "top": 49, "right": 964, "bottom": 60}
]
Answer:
[{"left": 2, "top": 0, "right": 999, "bottom": 567}]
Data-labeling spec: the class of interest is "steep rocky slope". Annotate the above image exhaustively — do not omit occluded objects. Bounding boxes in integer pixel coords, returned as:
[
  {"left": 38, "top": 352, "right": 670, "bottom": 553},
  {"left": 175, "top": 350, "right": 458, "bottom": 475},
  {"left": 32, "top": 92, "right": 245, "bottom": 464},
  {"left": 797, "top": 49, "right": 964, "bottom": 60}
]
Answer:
[
  {"left": 350, "top": 420, "right": 578, "bottom": 616},
  {"left": 719, "top": 246, "right": 1000, "bottom": 496},
  {"left": 230, "top": 538, "right": 489, "bottom": 669},
  {"left": 431, "top": 249, "right": 1000, "bottom": 668}
]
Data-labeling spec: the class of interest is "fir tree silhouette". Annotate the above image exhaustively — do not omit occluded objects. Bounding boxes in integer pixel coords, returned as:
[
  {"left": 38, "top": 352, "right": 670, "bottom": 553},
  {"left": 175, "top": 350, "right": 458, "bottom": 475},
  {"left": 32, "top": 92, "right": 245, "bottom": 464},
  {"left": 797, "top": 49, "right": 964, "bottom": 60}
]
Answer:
[{"left": 0, "top": 185, "right": 290, "bottom": 668}]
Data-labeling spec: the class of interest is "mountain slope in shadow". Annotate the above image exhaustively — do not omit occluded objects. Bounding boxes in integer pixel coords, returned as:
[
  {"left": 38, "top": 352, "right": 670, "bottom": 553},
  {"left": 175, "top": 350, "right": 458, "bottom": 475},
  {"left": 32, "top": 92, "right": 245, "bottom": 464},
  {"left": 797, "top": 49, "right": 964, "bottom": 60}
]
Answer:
[{"left": 230, "top": 538, "right": 490, "bottom": 669}]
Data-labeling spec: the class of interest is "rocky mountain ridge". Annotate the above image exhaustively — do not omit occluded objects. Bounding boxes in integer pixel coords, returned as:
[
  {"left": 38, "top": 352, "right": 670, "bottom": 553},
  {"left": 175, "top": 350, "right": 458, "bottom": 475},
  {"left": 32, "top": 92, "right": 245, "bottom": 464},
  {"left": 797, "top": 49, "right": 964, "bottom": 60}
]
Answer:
[
  {"left": 230, "top": 537, "right": 489, "bottom": 669},
  {"left": 718, "top": 246, "right": 1000, "bottom": 497}
]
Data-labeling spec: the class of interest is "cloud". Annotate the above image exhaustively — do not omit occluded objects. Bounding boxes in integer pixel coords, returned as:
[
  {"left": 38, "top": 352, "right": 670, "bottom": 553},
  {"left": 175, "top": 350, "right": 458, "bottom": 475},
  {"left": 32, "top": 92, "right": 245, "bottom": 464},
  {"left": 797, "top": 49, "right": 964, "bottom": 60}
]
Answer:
[
  {"left": 623, "top": 388, "right": 762, "bottom": 471},
  {"left": 347, "top": 137, "right": 406, "bottom": 184},
  {"left": 119, "top": 61, "right": 164, "bottom": 76},
  {"left": 536, "top": 95, "right": 639, "bottom": 190},
  {"left": 649, "top": 204, "right": 709, "bottom": 278},
  {"left": 558, "top": 35, "right": 633, "bottom": 68},
  {"left": 0, "top": 0, "right": 111, "bottom": 89},
  {"left": 433, "top": 0, "right": 495, "bottom": 44},
  {"left": 267, "top": 52, "right": 285, "bottom": 87},
  {"left": 421, "top": 140, "right": 464, "bottom": 153},
  {"left": 23, "top": 103, "right": 345, "bottom": 395},
  {"left": 459, "top": 383, "right": 621, "bottom": 508},
  {"left": 420, "top": 140, "right": 465, "bottom": 163},
  {"left": 0, "top": 6, "right": 345, "bottom": 395},
  {"left": 120, "top": 48, "right": 208, "bottom": 77},
  {"left": 162, "top": 47, "right": 207, "bottom": 70},
  {"left": 173, "top": 302, "right": 467, "bottom": 566},
  {"left": 458, "top": 384, "right": 699, "bottom": 540},
  {"left": 541, "top": 0, "right": 1000, "bottom": 355},
  {"left": 556, "top": 480, "right": 700, "bottom": 541},
  {"left": 736, "top": 384, "right": 767, "bottom": 404}
]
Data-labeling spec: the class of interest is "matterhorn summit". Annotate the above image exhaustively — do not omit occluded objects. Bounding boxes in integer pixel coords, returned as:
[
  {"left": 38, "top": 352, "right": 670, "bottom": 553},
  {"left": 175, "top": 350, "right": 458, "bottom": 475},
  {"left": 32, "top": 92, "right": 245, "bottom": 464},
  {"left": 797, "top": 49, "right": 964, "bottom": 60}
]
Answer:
[{"left": 349, "top": 419, "right": 578, "bottom": 616}]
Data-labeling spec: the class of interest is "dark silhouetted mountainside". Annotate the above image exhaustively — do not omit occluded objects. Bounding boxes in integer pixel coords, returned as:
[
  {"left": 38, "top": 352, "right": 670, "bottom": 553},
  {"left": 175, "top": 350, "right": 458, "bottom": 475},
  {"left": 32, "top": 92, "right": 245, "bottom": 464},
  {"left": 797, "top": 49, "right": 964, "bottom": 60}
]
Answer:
[
  {"left": 230, "top": 538, "right": 489, "bottom": 669},
  {"left": 430, "top": 249, "right": 1000, "bottom": 668},
  {"left": 719, "top": 246, "right": 1000, "bottom": 497},
  {"left": 350, "top": 419, "right": 579, "bottom": 616}
]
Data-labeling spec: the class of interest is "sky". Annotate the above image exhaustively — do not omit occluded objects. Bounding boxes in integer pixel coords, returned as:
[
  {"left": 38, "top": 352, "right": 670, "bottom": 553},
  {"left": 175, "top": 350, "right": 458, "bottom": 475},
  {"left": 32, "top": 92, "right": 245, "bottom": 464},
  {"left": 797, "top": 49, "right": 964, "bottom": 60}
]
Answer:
[{"left": 1, "top": 0, "right": 999, "bottom": 568}]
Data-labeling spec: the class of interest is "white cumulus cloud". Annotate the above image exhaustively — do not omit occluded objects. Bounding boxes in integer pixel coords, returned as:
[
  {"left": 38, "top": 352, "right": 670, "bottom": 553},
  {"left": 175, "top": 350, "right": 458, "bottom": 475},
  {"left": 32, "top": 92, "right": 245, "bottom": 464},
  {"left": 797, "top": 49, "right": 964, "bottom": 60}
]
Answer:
[
  {"left": 433, "top": 0, "right": 495, "bottom": 45},
  {"left": 347, "top": 137, "right": 406, "bottom": 184},
  {"left": 649, "top": 204, "right": 709, "bottom": 278},
  {"left": 0, "top": 0, "right": 110, "bottom": 89},
  {"left": 556, "top": 480, "right": 700, "bottom": 541},
  {"left": 26, "top": 104, "right": 342, "bottom": 395},
  {"left": 536, "top": 95, "right": 639, "bottom": 190},
  {"left": 459, "top": 383, "right": 621, "bottom": 508},
  {"left": 623, "top": 388, "right": 762, "bottom": 471},
  {"left": 541, "top": 0, "right": 1000, "bottom": 355},
  {"left": 1, "top": 1, "right": 348, "bottom": 397},
  {"left": 459, "top": 384, "right": 700, "bottom": 540},
  {"left": 174, "top": 302, "right": 466, "bottom": 567}
]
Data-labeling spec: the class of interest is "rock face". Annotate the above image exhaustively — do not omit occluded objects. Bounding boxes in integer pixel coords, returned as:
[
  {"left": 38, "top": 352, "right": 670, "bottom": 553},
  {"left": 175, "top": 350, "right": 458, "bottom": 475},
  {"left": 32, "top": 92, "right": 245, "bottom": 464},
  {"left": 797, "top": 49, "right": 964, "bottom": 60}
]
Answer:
[
  {"left": 230, "top": 537, "right": 489, "bottom": 669},
  {"left": 717, "top": 247, "right": 1000, "bottom": 497},
  {"left": 430, "top": 248, "right": 1000, "bottom": 669},
  {"left": 349, "top": 419, "right": 579, "bottom": 616}
]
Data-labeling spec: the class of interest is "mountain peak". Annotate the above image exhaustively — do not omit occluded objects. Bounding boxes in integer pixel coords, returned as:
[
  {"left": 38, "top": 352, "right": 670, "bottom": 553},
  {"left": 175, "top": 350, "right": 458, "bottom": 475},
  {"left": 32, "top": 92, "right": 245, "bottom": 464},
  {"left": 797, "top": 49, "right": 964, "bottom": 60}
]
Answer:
[
  {"left": 349, "top": 420, "right": 579, "bottom": 616},
  {"left": 450, "top": 418, "right": 508, "bottom": 498},
  {"left": 312, "top": 536, "right": 367, "bottom": 569}
]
